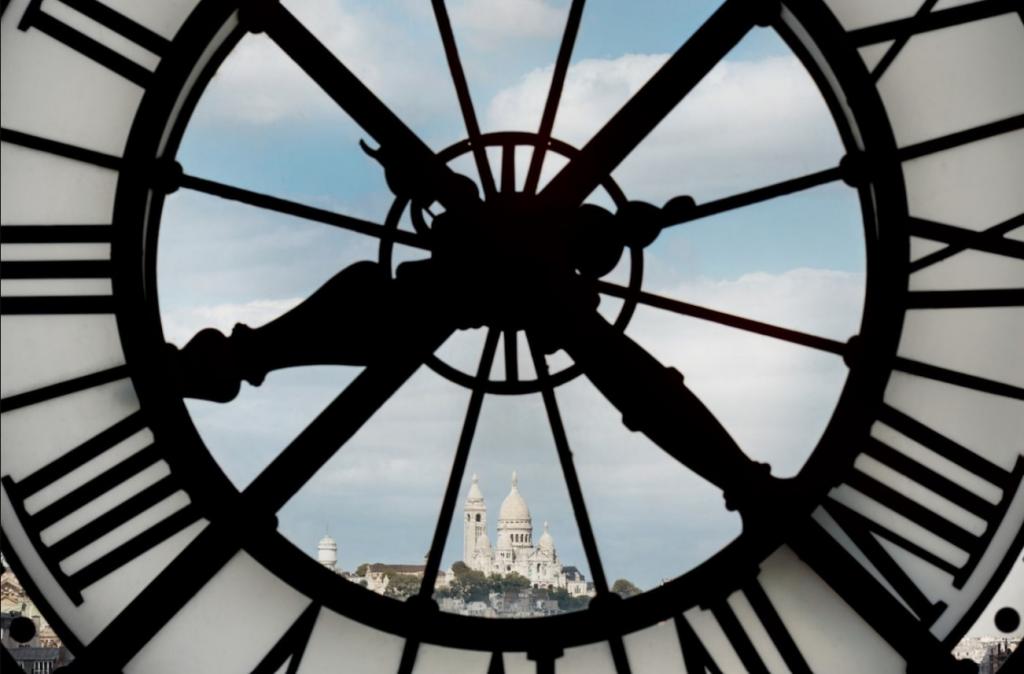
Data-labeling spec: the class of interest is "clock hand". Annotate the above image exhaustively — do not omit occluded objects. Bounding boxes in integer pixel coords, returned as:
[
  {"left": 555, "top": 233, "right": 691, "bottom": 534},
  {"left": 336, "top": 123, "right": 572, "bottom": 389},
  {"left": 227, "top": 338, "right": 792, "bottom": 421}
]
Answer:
[
  {"left": 168, "top": 261, "right": 454, "bottom": 402},
  {"left": 539, "top": 0, "right": 773, "bottom": 209},
  {"left": 549, "top": 306, "right": 785, "bottom": 518},
  {"left": 246, "top": 1, "right": 479, "bottom": 210}
]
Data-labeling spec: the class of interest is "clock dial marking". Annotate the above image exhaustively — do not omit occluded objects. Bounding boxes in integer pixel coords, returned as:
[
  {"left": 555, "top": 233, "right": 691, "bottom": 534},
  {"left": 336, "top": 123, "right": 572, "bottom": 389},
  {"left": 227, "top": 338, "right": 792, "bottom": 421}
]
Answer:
[
  {"left": 251, "top": 601, "right": 320, "bottom": 674},
  {"left": 1, "top": 410, "right": 199, "bottom": 604},
  {"left": 1, "top": 222, "right": 114, "bottom": 315},
  {"left": 1, "top": 127, "right": 121, "bottom": 170},
  {"left": 908, "top": 214, "right": 1024, "bottom": 272},
  {"left": 17, "top": 0, "right": 169, "bottom": 88},
  {"left": 891, "top": 357, "right": 1024, "bottom": 400},
  {"left": 0, "top": 365, "right": 128, "bottom": 413},
  {"left": 820, "top": 402, "right": 1024, "bottom": 624},
  {"left": 847, "top": 0, "right": 1020, "bottom": 48},
  {"left": 905, "top": 288, "right": 1024, "bottom": 308}
]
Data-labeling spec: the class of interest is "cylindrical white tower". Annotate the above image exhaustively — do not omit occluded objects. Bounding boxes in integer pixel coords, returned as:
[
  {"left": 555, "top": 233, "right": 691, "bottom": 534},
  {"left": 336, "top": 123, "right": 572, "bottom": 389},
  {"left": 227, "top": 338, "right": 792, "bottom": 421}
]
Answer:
[
  {"left": 317, "top": 534, "right": 338, "bottom": 571},
  {"left": 464, "top": 473, "right": 487, "bottom": 567}
]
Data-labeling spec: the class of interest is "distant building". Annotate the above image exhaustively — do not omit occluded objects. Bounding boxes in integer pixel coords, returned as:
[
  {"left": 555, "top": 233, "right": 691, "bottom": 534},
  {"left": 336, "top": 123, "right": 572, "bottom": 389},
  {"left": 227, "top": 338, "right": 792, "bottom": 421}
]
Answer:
[
  {"left": 463, "top": 471, "right": 594, "bottom": 597},
  {"left": 1, "top": 564, "right": 74, "bottom": 672}
]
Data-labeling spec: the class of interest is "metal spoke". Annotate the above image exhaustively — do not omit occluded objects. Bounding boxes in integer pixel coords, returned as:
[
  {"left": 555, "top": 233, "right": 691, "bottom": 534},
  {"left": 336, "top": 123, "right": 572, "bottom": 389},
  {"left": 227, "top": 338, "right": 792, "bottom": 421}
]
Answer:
[
  {"left": 664, "top": 165, "right": 843, "bottom": 229},
  {"left": 523, "top": 0, "right": 586, "bottom": 195},
  {"left": 527, "top": 336, "right": 609, "bottom": 595},
  {"left": 419, "top": 328, "right": 500, "bottom": 595},
  {"left": 430, "top": 0, "right": 497, "bottom": 199},
  {"left": 501, "top": 142, "right": 516, "bottom": 194},
  {"left": 245, "top": 324, "right": 453, "bottom": 512},
  {"left": 595, "top": 280, "right": 848, "bottom": 356},
  {"left": 261, "top": 3, "right": 473, "bottom": 210},
  {"left": 897, "top": 112, "right": 1024, "bottom": 162},
  {"left": 504, "top": 329, "right": 519, "bottom": 382},
  {"left": 179, "top": 173, "right": 428, "bottom": 250},
  {"left": 870, "top": 0, "right": 939, "bottom": 81},
  {"left": 540, "top": 0, "right": 757, "bottom": 207}
]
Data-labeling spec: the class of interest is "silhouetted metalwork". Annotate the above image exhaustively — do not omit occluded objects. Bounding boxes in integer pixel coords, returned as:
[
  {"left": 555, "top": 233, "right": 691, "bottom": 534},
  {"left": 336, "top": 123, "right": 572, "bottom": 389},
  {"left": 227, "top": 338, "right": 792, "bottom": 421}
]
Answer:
[{"left": 3, "top": 0, "right": 1023, "bottom": 672}]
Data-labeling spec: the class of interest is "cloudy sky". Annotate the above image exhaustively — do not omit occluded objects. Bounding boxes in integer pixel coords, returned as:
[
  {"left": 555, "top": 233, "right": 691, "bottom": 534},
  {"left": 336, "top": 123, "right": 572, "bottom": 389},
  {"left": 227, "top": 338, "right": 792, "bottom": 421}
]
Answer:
[{"left": 153, "top": 0, "right": 912, "bottom": 622}]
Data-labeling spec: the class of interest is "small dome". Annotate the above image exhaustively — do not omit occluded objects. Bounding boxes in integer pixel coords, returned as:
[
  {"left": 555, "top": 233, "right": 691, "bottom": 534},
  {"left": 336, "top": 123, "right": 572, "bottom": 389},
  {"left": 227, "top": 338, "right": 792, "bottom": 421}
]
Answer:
[
  {"left": 466, "top": 473, "right": 484, "bottom": 503},
  {"left": 538, "top": 522, "right": 554, "bottom": 550},
  {"left": 318, "top": 534, "right": 337, "bottom": 549},
  {"left": 498, "top": 471, "right": 531, "bottom": 521}
]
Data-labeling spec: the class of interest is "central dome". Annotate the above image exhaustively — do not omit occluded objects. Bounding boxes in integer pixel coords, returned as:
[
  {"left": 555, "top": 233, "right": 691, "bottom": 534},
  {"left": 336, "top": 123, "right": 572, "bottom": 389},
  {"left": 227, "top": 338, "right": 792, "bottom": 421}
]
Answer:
[{"left": 498, "top": 471, "right": 531, "bottom": 521}]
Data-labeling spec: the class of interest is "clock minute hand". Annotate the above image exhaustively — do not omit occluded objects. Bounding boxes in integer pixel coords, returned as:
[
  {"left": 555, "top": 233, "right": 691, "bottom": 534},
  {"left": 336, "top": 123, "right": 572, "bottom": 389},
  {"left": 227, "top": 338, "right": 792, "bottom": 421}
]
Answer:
[
  {"left": 539, "top": 0, "right": 768, "bottom": 209},
  {"left": 249, "top": 1, "right": 477, "bottom": 211},
  {"left": 556, "top": 308, "right": 778, "bottom": 515}
]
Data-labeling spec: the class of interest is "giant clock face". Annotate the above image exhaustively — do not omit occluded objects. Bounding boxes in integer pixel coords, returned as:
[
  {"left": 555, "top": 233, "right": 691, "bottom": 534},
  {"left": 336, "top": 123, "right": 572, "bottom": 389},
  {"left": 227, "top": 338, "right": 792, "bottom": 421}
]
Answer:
[{"left": 2, "top": 0, "right": 1023, "bottom": 672}]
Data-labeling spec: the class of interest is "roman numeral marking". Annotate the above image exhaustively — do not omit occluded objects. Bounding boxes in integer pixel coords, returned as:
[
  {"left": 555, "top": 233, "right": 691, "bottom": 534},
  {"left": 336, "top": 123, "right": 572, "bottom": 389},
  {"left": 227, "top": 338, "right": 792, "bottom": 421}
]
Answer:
[
  {"left": 702, "top": 580, "right": 812, "bottom": 674},
  {"left": 892, "top": 357, "right": 1024, "bottom": 401},
  {"left": 848, "top": 0, "right": 1018, "bottom": 47},
  {"left": 905, "top": 288, "right": 1024, "bottom": 308},
  {"left": 674, "top": 615, "right": 724, "bottom": 674},
  {"left": 823, "top": 404, "right": 1024, "bottom": 623},
  {"left": 1, "top": 223, "right": 114, "bottom": 315},
  {"left": 0, "top": 365, "right": 129, "bottom": 412},
  {"left": 18, "top": 0, "right": 170, "bottom": 87},
  {"left": 0, "top": 128, "right": 122, "bottom": 170},
  {"left": 251, "top": 602, "right": 320, "bottom": 674},
  {"left": 908, "top": 214, "right": 1024, "bottom": 272},
  {"left": 1, "top": 412, "right": 199, "bottom": 604}
]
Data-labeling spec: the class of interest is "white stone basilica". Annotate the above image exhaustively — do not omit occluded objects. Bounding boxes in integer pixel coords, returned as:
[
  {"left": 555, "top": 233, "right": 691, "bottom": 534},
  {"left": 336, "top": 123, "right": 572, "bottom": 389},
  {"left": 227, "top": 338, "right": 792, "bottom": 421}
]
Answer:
[{"left": 463, "top": 471, "right": 590, "bottom": 595}]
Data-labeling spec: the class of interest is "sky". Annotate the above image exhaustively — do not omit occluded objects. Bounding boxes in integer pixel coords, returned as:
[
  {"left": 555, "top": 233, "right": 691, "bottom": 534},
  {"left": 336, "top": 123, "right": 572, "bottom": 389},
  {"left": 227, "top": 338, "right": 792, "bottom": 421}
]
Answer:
[{"left": 145, "top": 0, "right": 1020, "bottom": 638}]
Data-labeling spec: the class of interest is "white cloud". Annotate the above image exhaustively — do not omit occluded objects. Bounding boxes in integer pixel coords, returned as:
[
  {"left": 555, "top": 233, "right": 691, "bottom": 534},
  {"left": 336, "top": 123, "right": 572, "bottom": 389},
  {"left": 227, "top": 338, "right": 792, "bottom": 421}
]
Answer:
[
  {"left": 487, "top": 53, "right": 843, "bottom": 201},
  {"left": 197, "top": 0, "right": 452, "bottom": 125},
  {"left": 450, "top": 0, "right": 563, "bottom": 45},
  {"left": 162, "top": 297, "right": 302, "bottom": 345}
]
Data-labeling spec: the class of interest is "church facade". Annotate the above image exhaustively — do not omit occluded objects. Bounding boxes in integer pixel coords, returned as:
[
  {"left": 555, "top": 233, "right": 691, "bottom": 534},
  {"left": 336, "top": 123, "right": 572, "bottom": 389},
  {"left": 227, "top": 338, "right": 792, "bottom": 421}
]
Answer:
[{"left": 463, "top": 471, "right": 591, "bottom": 596}]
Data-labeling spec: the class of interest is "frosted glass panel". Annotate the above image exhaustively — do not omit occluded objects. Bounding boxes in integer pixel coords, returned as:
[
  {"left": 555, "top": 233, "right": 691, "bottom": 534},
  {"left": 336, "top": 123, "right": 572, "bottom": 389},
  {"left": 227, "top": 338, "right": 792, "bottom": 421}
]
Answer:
[
  {"left": 297, "top": 609, "right": 406, "bottom": 674},
  {"left": 126, "top": 552, "right": 312, "bottom": 674},
  {"left": 557, "top": 641, "right": 617, "bottom": 674},
  {"left": 413, "top": 644, "right": 491, "bottom": 673},
  {"left": 622, "top": 619, "right": 686, "bottom": 674}
]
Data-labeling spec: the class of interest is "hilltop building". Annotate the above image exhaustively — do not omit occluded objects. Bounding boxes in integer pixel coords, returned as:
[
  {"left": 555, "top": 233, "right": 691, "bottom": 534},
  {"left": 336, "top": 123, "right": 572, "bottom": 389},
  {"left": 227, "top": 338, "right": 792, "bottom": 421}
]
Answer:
[{"left": 463, "top": 471, "right": 591, "bottom": 596}]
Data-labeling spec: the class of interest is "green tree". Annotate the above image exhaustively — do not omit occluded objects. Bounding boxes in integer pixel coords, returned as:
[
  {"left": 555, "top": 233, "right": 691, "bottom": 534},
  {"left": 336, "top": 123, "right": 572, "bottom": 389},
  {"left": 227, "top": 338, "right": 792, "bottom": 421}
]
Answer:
[
  {"left": 354, "top": 563, "right": 369, "bottom": 577},
  {"left": 611, "top": 578, "right": 641, "bottom": 598},
  {"left": 383, "top": 572, "right": 420, "bottom": 600},
  {"left": 545, "top": 587, "right": 590, "bottom": 611},
  {"left": 451, "top": 561, "right": 470, "bottom": 577}
]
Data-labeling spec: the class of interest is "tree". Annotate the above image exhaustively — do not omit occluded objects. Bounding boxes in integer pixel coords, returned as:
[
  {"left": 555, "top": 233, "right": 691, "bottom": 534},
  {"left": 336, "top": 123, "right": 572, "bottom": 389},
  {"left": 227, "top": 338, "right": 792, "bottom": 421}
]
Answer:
[
  {"left": 451, "top": 561, "right": 470, "bottom": 577},
  {"left": 546, "top": 587, "right": 590, "bottom": 611},
  {"left": 383, "top": 572, "right": 420, "bottom": 600},
  {"left": 354, "top": 563, "right": 369, "bottom": 577},
  {"left": 492, "top": 572, "right": 531, "bottom": 594},
  {"left": 611, "top": 578, "right": 641, "bottom": 598}
]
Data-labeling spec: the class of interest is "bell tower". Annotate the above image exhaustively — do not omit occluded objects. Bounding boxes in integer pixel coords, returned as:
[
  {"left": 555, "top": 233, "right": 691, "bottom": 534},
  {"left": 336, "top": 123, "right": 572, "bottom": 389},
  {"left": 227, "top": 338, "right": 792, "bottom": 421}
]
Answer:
[{"left": 463, "top": 474, "right": 487, "bottom": 566}]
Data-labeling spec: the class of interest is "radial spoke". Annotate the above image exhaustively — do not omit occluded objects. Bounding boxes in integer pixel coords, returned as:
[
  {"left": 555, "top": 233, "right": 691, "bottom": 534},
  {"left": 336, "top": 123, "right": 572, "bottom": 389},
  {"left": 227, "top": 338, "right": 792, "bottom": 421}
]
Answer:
[
  {"left": 179, "top": 173, "right": 428, "bottom": 250},
  {"left": 501, "top": 142, "right": 516, "bottom": 194},
  {"left": 260, "top": 3, "right": 473, "bottom": 210},
  {"left": 504, "top": 329, "right": 519, "bottom": 382},
  {"left": 431, "top": 0, "right": 497, "bottom": 199},
  {"left": 244, "top": 323, "right": 453, "bottom": 512},
  {"left": 523, "top": 0, "right": 586, "bottom": 196},
  {"left": 527, "top": 336, "right": 609, "bottom": 595},
  {"left": 419, "top": 328, "right": 500, "bottom": 595},
  {"left": 897, "top": 112, "right": 1024, "bottom": 162},
  {"left": 540, "top": 0, "right": 758, "bottom": 207},
  {"left": 665, "top": 165, "right": 843, "bottom": 228},
  {"left": 595, "top": 280, "right": 848, "bottom": 356}
]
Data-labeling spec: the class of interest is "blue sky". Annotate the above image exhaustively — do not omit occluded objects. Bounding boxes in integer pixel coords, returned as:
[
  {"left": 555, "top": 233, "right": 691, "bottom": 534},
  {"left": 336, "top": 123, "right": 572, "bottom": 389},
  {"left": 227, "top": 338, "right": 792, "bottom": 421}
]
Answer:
[{"left": 157, "top": 0, "right": 870, "bottom": 601}]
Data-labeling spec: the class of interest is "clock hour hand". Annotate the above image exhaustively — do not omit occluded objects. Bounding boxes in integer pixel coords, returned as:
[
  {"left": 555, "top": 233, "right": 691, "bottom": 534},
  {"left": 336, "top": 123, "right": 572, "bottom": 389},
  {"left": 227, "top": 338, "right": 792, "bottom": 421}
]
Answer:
[
  {"left": 553, "top": 307, "right": 785, "bottom": 518},
  {"left": 243, "top": 0, "right": 478, "bottom": 211},
  {"left": 167, "top": 261, "right": 448, "bottom": 402}
]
